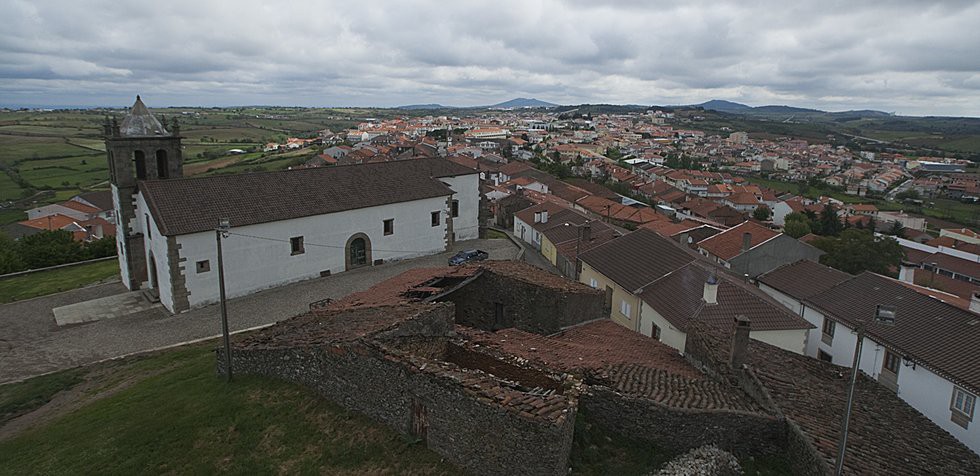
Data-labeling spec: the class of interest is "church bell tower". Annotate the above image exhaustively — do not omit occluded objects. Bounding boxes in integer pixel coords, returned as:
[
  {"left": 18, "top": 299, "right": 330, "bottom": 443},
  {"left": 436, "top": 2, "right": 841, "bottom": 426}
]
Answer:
[{"left": 104, "top": 96, "right": 183, "bottom": 290}]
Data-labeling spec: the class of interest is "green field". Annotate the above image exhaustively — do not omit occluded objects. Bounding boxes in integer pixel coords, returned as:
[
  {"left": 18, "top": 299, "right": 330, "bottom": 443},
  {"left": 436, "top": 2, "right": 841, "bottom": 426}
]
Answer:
[
  {"left": 0, "top": 344, "right": 458, "bottom": 475},
  {"left": 0, "top": 136, "right": 95, "bottom": 165},
  {"left": 0, "top": 342, "right": 790, "bottom": 475},
  {"left": 0, "top": 259, "right": 119, "bottom": 303},
  {"left": 0, "top": 172, "right": 26, "bottom": 201},
  {"left": 745, "top": 176, "right": 979, "bottom": 227},
  {"left": 0, "top": 209, "right": 27, "bottom": 225}
]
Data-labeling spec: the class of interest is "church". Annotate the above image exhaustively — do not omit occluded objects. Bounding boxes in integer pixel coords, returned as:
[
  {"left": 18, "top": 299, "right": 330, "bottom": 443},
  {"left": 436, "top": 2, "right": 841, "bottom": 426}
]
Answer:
[{"left": 106, "top": 97, "right": 480, "bottom": 313}]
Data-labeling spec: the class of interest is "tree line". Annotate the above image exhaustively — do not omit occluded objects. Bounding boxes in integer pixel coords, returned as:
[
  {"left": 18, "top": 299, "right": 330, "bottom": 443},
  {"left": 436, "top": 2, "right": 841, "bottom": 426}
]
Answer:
[{"left": 0, "top": 230, "right": 116, "bottom": 274}]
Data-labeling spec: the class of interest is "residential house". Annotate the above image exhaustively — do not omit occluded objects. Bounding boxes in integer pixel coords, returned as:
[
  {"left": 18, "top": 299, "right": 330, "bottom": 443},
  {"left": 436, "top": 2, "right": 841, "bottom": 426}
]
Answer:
[
  {"left": 578, "top": 228, "right": 695, "bottom": 331},
  {"left": 636, "top": 261, "right": 814, "bottom": 354},
  {"left": 758, "top": 261, "right": 980, "bottom": 455},
  {"left": 696, "top": 221, "right": 824, "bottom": 278}
]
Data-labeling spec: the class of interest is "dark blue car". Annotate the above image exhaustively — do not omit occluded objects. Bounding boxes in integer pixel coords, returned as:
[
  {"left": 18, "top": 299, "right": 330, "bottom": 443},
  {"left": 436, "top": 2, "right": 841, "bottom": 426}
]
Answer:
[{"left": 448, "top": 249, "right": 489, "bottom": 266}]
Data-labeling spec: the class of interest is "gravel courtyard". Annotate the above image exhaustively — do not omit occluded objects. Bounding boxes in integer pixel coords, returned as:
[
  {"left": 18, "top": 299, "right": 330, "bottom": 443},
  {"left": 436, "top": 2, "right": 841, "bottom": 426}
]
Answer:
[{"left": 0, "top": 238, "right": 519, "bottom": 383}]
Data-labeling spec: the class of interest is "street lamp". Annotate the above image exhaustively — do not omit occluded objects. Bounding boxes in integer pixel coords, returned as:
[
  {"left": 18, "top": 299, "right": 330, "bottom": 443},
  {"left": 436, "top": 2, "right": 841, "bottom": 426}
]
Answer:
[
  {"left": 834, "top": 304, "right": 896, "bottom": 475},
  {"left": 216, "top": 217, "right": 232, "bottom": 382}
]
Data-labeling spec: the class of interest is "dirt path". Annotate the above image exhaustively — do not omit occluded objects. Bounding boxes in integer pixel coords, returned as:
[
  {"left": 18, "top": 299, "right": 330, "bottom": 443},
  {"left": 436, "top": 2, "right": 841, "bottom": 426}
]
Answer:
[
  {"left": 0, "top": 361, "right": 175, "bottom": 441},
  {"left": 184, "top": 156, "right": 244, "bottom": 175}
]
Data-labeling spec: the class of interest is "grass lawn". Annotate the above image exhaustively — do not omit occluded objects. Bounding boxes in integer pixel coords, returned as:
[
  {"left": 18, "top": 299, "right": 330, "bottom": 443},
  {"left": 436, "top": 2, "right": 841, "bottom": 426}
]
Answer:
[
  {"left": 0, "top": 341, "right": 796, "bottom": 475},
  {"left": 0, "top": 344, "right": 458, "bottom": 475},
  {"left": 0, "top": 369, "right": 85, "bottom": 426},
  {"left": 0, "top": 259, "right": 119, "bottom": 303}
]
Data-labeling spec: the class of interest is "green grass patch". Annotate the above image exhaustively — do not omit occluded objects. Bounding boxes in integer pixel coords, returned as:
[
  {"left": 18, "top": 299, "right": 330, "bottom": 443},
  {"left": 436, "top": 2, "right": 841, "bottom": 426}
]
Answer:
[
  {"left": 0, "top": 208, "right": 27, "bottom": 225},
  {"left": 0, "top": 172, "right": 27, "bottom": 201},
  {"left": 0, "top": 136, "right": 94, "bottom": 165},
  {"left": 0, "top": 345, "right": 458, "bottom": 475},
  {"left": 0, "top": 369, "right": 85, "bottom": 425},
  {"left": 486, "top": 229, "right": 508, "bottom": 240},
  {"left": 0, "top": 259, "right": 119, "bottom": 303}
]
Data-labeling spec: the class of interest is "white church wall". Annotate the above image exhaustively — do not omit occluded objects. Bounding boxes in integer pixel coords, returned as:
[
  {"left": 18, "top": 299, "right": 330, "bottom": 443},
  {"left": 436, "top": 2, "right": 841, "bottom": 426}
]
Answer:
[
  {"left": 439, "top": 173, "right": 480, "bottom": 240},
  {"left": 174, "top": 194, "right": 453, "bottom": 310},
  {"left": 136, "top": 192, "right": 175, "bottom": 310}
]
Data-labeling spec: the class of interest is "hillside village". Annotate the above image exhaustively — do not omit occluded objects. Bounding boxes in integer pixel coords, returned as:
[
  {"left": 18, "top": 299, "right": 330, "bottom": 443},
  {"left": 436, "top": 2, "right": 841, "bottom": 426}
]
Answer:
[{"left": 2, "top": 99, "right": 979, "bottom": 474}]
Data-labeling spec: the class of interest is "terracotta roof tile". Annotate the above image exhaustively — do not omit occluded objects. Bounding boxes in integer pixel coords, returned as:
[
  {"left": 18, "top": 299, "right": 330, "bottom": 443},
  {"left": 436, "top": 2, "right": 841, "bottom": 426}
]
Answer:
[{"left": 697, "top": 221, "right": 780, "bottom": 260}]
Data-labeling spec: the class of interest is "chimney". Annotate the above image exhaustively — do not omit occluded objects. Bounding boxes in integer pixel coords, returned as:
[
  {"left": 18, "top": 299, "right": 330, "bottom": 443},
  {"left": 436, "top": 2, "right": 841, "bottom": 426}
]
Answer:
[
  {"left": 730, "top": 315, "right": 751, "bottom": 369},
  {"left": 703, "top": 275, "right": 718, "bottom": 305},
  {"left": 581, "top": 223, "right": 592, "bottom": 242},
  {"left": 541, "top": 210, "right": 549, "bottom": 223},
  {"left": 898, "top": 261, "right": 916, "bottom": 284},
  {"left": 971, "top": 292, "right": 980, "bottom": 314},
  {"left": 742, "top": 232, "right": 752, "bottom": 253},
  {"left": 533, "top": 211, "right": 541, "bottom": 223}
]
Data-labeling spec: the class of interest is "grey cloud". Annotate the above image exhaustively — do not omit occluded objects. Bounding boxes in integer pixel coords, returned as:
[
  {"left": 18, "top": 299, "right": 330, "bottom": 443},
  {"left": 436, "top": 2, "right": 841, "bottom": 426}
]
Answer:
[{"left": 0, "top": 0, "right": 978, "bottom": 115}]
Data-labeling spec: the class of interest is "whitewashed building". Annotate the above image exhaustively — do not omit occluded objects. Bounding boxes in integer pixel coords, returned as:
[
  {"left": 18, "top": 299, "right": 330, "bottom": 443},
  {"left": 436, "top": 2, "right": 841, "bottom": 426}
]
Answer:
[
  {"left": 106, "top": 98, "right": 479, "bottom": 314},
  {"left": 758, "top": 261, "right": 980, "bottom": 456}
]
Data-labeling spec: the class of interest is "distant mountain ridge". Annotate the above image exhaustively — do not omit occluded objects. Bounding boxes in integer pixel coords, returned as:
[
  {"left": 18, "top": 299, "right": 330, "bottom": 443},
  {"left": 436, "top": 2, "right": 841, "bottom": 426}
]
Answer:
[
  {"left": 489, "top": 98, "right": 558, "bottom": 108},
  {"left": 690, "top": 100, "right": 890, "bottom": 117},
  {"left": 396, "top": 97, "right": 558, "bottom": 110}
]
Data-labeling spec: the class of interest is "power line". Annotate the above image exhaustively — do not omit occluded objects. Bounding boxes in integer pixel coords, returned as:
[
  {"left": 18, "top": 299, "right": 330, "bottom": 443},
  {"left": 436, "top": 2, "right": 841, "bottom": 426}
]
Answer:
[{"left": 225, "top": 231, "right": 450, "bottom": 254}]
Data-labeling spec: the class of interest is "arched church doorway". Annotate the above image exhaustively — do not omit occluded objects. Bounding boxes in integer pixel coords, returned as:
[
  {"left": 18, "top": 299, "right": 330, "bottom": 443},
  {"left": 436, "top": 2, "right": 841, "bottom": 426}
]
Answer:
[{"left": 345, "top": 233, "right": 372, "bottom": 270}]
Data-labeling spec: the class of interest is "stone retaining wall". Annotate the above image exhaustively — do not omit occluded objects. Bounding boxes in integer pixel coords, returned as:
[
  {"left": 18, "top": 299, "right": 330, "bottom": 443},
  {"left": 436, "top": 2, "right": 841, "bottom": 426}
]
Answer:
[
  {"left": 217, "top": 342, "right": 576, "bottom": 476},
  {"left": 581, "top": 386, "right": 786, "bottom": 458},
  {"left": 446, "top": 271, "right": 603, "bottom": 334}
]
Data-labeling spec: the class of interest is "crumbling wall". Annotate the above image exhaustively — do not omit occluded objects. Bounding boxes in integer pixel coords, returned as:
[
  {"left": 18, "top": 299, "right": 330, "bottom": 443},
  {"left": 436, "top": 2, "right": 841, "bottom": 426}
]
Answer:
[
  {"left": 217, "top": 305, "right": 576, "bottom": 476},
  {"left": 581, "top": 387, "right": 786, "bottom": 458},
  {"left": 444, "top": 271, "right": 603, "bottom": 334},
  {"left": 683, "top": 317, "right": 831, "bottom": 474}
]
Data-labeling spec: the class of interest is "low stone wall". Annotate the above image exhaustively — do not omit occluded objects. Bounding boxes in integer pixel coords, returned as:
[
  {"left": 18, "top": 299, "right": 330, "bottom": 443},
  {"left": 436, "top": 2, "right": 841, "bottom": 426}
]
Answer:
[
  {"left": 446, "top": 271, "right": 603, "bottom": 334},
  {"left": 217, "top": 343, "right": 576, "bottom": 476},
  {"left": 581, "top": 387, "right": 786, "bottom": 458}
]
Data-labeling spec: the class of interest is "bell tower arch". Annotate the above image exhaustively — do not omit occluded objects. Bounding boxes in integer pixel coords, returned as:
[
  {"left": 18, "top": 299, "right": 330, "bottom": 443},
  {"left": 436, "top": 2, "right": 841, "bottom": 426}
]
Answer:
[{"left": 104, "top": 95, "right": 183, "bottom": 290}]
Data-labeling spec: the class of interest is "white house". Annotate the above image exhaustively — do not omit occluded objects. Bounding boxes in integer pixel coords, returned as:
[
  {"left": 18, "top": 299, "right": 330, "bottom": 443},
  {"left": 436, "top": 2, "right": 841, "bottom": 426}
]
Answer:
[
  {"left": 131, "top": 159, "right": 479, "bottom": 313},
  {"left": 576, "top": 228, "right": 813, "bottom": 355},
  {"left": 758, "top": 261, "right": 980, "bottom": 456}
]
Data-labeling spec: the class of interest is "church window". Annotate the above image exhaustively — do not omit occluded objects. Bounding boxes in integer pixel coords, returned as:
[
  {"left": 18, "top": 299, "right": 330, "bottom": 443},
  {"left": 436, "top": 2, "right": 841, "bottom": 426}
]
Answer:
[{"left": 290, "top": 236, "right": 305, "bottom": 255}]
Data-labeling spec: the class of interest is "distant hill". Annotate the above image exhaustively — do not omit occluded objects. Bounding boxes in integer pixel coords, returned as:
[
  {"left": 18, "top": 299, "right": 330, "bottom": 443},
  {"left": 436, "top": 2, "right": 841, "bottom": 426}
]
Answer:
[
  {"left": 397, "top": 103, "right": 450, "bottom": 110},
  {"left": 489, "top": 98, "right": 558, "bottom": 109},
  {"left": 691, "top": 99, "right": 889, "bottom": 118},
  {"left": 694, "top": 100, "right": 752, "bottom": 113}
]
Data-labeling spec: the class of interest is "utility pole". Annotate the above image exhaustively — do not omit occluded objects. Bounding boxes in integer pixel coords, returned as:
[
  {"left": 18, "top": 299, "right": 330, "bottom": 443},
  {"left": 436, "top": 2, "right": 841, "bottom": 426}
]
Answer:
[
  {"left": 216, "top": 218, "right": 232, "bottom": 382},
  {"left": 835, "top": 304, "right": 896, "bottom": 475}
]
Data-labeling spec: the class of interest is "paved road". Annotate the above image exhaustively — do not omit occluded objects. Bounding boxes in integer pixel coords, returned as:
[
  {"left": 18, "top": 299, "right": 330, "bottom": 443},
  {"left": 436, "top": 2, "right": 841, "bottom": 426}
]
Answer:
[{"left": 0, "top": 238, "right": 517, "bottom": 383}]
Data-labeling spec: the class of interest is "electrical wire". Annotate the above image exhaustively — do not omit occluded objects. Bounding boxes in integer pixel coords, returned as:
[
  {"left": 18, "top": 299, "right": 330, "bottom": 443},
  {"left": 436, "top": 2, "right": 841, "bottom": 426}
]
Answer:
[{"left": 224, "top": 230, "right": 456, "bottom": 254}]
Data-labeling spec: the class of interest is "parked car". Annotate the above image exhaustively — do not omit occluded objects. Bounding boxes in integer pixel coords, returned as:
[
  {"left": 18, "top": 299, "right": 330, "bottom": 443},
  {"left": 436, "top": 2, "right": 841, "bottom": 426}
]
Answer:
[{"left": 448, "top": 249, "right": 489, "bottom": 266}]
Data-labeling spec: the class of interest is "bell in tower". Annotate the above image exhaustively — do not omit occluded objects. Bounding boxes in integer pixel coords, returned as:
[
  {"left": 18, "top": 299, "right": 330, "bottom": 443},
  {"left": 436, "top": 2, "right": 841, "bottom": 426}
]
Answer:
[{"left": 105, "top": 95, "right": 184, "bottom": 290}]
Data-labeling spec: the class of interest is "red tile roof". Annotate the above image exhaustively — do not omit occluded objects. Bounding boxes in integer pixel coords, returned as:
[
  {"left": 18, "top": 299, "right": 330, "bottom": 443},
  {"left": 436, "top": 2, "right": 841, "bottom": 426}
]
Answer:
[
  {"left": 460, "top": 320, "right": 764, "bottom": 412},
  {"left": 697, "top": 221, "right": 780, "bottom": 260}
]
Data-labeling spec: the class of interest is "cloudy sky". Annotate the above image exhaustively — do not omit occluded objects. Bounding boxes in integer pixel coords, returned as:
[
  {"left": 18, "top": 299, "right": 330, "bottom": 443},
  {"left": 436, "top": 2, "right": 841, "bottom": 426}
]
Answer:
[{"left": 1, "top": 1, "right": 979, "bottom": 116}]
